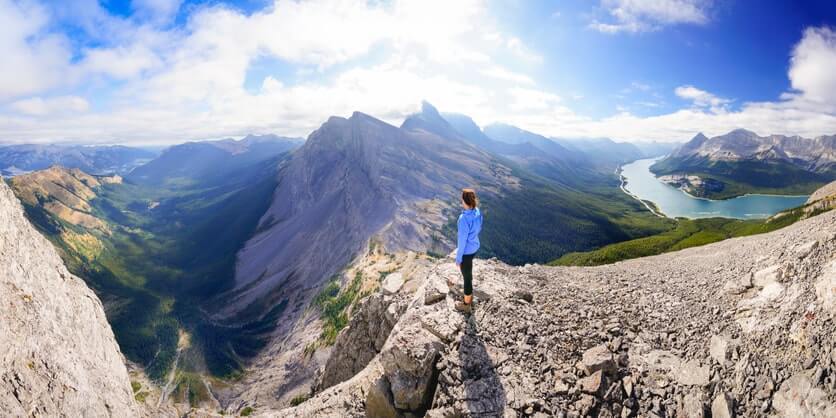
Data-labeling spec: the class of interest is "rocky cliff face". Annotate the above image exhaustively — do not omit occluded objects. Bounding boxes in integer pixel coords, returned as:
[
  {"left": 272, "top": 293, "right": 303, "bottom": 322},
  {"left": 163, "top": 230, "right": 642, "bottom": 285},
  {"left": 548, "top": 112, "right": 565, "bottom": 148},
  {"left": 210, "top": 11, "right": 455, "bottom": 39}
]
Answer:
[
  {"left": 0, "top": 178, "right": 138, "bottom": 417},
  {"left": 277, "top": 204, "right": 836, "bottom": 417}
]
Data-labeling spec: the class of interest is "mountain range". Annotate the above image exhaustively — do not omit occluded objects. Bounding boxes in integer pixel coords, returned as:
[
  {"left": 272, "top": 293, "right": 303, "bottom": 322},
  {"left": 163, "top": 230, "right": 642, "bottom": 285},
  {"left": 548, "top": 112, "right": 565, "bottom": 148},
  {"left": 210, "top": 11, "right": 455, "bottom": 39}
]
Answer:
[
  {"left": 0, "top": 143, "right": 157, "bottom": 176},
  {"left": 652, "top": 129, "right": 836, "bottom": 199}
]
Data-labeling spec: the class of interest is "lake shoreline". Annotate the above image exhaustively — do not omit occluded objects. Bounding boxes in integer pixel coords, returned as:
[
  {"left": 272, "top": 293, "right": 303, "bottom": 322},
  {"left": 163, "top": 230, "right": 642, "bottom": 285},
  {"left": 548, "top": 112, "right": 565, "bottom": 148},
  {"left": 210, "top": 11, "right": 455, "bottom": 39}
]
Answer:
[{"left": 619, "top": 158, "right": 809, "bottom": 219}]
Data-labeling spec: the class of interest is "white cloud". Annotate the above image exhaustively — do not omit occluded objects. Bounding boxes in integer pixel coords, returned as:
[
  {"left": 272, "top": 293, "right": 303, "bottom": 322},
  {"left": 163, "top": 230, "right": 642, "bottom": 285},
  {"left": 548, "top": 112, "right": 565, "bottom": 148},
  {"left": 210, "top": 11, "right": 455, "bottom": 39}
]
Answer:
[
  {"left": 590, "top": 0, "right": 711, "bottom": 34},
  {"left": 0, "top": 1, "right": 834, "bottom": 146},
  {"left": 789, "top": 26, "right": 836, "bottom": 107},
  {"left": 479, "top": 67, "right": 535, "bottom": 85},
  {"left": 674, "top": 85, "right": 730, "bottom": 110},
  {"left": 10, "top": 96, "right": 89, "bottom": 116},
  {"left": 0, "top": 0, "right": 73, "bottom": 99}
]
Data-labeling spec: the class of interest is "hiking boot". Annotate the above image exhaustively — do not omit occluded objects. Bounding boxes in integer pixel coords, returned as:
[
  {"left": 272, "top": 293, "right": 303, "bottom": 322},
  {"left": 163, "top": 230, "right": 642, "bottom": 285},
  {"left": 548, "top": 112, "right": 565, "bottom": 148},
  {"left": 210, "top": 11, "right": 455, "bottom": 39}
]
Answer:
[{"left": 455, "top": 301, "right": 472, "bottom": 313}]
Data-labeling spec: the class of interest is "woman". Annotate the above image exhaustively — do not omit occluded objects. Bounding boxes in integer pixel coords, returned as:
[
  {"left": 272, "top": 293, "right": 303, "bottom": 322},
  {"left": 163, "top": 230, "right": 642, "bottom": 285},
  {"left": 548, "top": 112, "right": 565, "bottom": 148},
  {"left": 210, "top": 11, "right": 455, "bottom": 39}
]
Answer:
[{"left": 455, "top": 188, "right": 483, "bottom": 313}]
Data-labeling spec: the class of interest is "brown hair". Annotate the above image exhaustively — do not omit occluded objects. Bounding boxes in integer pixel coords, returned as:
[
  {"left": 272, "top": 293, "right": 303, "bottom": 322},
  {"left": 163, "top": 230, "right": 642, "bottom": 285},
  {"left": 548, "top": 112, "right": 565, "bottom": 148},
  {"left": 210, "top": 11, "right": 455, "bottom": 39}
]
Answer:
[{"left": 461, "top": 188, "right": 478, "bottom": 208}]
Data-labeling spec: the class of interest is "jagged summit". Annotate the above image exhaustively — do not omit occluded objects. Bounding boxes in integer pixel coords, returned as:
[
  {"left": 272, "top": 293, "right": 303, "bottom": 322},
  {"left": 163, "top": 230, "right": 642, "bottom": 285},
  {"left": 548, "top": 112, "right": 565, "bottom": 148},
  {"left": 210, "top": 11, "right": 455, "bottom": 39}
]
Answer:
[{"left": 400, "top": 101, "right": 464, "bottom": 140}]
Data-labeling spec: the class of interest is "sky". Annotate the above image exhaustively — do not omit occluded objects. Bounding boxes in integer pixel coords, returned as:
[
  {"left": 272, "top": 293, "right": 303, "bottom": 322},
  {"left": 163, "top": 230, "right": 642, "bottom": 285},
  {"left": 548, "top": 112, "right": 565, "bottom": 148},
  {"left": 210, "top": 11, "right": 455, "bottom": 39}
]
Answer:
[{"left": 1, "top": 0, "right": 835, "bottom": 144}]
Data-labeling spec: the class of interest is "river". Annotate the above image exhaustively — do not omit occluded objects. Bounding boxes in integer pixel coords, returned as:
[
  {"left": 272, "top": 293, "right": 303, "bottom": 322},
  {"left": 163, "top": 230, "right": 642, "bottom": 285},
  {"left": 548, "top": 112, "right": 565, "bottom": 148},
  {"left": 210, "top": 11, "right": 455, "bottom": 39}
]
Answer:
[{"left": 620, "top": 158, "right": 809, "bottom": 219}]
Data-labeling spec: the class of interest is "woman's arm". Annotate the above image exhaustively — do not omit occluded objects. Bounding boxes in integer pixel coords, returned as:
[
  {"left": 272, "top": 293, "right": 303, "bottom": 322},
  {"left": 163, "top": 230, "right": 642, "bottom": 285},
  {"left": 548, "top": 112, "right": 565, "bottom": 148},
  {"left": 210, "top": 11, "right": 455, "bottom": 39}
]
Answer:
[{"left": 456, "top": 216, "right": 468, "bottom": 264}]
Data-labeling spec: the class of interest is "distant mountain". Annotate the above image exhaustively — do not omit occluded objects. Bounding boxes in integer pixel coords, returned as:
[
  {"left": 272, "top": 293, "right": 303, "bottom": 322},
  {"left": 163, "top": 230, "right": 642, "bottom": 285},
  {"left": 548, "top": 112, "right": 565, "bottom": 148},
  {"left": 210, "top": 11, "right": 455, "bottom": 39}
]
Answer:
[
  {"left": 127, "top": 134, "right": 302, "bottom": 186},
  {"left": 652, "top": 129, "right": 836, "bottom": 199},
  {"left": 0, "top": 144, "right": 157, "bottom": 176},
  {"left": 552, "top": 137, "right": 645, "bottom": 166},
  {"left": 633, "top": 141, "right": 681, "bottom": 158}
]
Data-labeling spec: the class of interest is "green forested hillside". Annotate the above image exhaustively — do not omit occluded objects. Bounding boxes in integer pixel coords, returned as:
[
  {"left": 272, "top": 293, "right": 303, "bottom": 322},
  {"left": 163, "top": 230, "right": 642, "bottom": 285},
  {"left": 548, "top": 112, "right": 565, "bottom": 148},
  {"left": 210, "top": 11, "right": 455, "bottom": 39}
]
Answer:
[{"left": 550, "top": 203, "right": 832, "bottom": 266}]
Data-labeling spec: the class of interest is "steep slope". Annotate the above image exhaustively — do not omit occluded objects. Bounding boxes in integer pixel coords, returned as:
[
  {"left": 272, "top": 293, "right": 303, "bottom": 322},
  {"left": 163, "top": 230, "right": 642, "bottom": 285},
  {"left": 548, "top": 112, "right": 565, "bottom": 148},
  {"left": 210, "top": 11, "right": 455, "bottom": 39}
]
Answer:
[
  {"left": 0, "top": 178, "right": 138, "bottom": 416},
  {"left": 652, "top": 130, "right": 836, "bottom": 198},
  {"left": 0, "top": 144, "right": 156, "bottom": 176},
  {"left": 11, "top": 166, "right": 121, "bottom": 232},
  {"left": 278, "top": 207, "right": 836, "bottom": 418}
]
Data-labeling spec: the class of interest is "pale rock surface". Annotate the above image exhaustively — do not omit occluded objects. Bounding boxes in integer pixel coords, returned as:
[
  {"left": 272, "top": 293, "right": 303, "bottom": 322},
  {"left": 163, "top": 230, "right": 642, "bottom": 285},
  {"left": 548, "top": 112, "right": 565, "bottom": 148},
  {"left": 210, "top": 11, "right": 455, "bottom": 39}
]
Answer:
[{"left": 0, "top": 179, "right": 138, "bottom": 417}]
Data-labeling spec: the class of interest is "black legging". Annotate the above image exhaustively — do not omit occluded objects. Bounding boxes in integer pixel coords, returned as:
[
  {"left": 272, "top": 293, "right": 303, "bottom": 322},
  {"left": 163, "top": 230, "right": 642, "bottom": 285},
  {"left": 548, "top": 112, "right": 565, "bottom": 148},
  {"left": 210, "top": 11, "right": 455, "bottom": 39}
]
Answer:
[{"left": 460, "top": 253, "right": 476, "bottom": 296}]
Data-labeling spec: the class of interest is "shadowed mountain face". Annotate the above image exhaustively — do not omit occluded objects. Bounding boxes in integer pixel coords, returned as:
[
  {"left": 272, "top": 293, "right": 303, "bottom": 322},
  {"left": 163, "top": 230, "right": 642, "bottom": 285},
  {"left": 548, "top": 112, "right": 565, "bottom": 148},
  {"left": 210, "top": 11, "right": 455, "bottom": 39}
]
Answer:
[
  {"left": 0, "top": 144, "right": 156, "bottom": 176},
  {"left": 127, "top": 134, "right": 302, "bottom": 187},
  {"left": 652, "top": 129, "right": 836, "bottom": 198}
]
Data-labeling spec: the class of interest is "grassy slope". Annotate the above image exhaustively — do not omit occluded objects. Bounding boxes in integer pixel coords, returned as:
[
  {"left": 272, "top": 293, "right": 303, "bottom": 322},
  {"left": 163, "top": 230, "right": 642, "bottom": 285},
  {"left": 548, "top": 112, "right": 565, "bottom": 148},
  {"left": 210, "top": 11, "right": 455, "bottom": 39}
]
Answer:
[
  {"left": 551, "top": 204, "right": 831, "bottom": 266},
  {"left": 651, "top": 157, "right": 831, "bottom": 199}
]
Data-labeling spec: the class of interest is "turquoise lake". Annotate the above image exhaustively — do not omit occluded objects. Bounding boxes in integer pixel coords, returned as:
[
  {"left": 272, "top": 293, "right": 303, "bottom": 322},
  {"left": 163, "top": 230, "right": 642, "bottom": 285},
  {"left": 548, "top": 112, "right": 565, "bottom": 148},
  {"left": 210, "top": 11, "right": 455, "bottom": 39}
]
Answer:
[{"left": 620, "top": 158, "right": 810, "bottom": 219}]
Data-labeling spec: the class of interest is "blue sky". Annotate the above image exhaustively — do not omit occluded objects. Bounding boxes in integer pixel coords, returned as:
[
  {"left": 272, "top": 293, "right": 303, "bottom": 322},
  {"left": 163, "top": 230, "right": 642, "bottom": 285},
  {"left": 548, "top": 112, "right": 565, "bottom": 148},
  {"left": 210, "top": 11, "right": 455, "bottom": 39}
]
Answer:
[{"left": 1, "top": 0, "right": 835, "bottom": 144}]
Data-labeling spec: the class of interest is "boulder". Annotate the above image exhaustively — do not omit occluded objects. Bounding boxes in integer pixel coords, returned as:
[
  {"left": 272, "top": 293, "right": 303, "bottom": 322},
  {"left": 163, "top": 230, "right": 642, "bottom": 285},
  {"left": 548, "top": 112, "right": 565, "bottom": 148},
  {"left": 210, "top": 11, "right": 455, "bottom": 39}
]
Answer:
[
  {"left": 382, "top": 273, "right": 405, "bottom": 295},
  {"left": 709, "top": 335, "right": 737, "bottom": 365},
  {"left": 578, "top": 370, "right": 606, "bottom": 395},
  {"left": 815, "top": 261, "right": 836, "bottom": 314},
  {"left": 582, "top": 344, "right": 616, "bottom": 375},
  {"left": 366, "top": 376, "right": 399, "bottom": 418},
  {"left": 380, "top": 321, "right": 445, "bottom": 411},
  {"left": 711, "top": 392, "right": 734, "bottom": 418},
  {"left": 424, "top": 275, "right": 449, "bottom": 305}
]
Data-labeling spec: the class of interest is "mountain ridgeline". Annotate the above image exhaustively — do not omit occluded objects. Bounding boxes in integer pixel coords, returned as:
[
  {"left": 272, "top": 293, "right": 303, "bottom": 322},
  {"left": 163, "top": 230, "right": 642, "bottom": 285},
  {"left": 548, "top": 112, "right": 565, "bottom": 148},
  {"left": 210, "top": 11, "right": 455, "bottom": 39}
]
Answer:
[
  {"left": 652, "top": 129, "right": 836, "bottom": 199},
  {"left": 0, "top": 143, "right": 157, "bottom": 176}
]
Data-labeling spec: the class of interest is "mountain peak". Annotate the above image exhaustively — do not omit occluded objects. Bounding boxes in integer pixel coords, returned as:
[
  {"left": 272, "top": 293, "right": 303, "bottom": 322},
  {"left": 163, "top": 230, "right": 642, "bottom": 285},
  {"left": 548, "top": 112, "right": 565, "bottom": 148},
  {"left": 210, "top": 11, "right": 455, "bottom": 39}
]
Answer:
[{"left": 400, "top": 102, "right": 459, "bottom": 138}]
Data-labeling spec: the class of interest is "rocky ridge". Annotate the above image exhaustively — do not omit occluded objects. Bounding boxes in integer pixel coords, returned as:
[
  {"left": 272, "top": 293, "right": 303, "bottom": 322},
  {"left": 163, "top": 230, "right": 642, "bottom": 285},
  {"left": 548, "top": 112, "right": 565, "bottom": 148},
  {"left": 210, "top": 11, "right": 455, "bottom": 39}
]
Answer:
[{"left": 274, "top": 205, "right": 836, "bottom": 417}]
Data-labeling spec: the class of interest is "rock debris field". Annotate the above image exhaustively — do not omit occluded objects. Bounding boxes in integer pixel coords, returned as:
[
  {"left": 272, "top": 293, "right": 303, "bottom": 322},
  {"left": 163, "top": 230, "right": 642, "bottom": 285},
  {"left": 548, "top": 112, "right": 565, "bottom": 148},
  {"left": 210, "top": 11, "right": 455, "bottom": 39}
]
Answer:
[{"left": 274, "top": 209, "right": 836, "bottom": 418}]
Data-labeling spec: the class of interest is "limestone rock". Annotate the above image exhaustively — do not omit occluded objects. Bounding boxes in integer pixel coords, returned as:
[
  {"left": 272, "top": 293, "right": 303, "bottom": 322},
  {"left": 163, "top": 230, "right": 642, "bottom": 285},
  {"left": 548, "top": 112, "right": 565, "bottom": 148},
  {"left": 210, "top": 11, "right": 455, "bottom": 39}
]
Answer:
[
  {"left": 366, "top": 377, "right": 399, "bottom": 418},
  {"left": 382, "top": 273, "right": 405, "bottom": 295},
  {"left": 675, "top": 360, "right": 710, "bottom": 386},
  {"left": 380, "top": 321, "right": 444, "bottom": 411},
  {"left": 772, "top": 372, "right": 836, "bottom": 418},
  {"left": 679, "top": 391, "right": 707, "bottom": 418},
  {"left": 424, "top": 274, "right": 449, "bottom": 305},
  {"left": 582, "top": 344, "right": 615, "bottom": 375},
  {"left": 815, "top": 260, "right": 836, "bottom": 314},
  {"left": 0, "top": 179, "right": 138, "bottom": 417},
  {"left": 578, "top": 370, "right": 606, "bottom": 395},
  {"left": 711, "top": 392, "right": 734, "bottom": 418}
]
